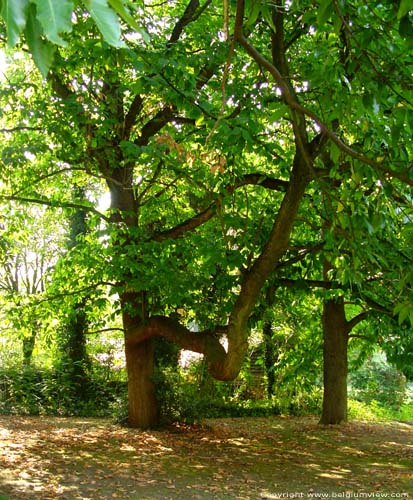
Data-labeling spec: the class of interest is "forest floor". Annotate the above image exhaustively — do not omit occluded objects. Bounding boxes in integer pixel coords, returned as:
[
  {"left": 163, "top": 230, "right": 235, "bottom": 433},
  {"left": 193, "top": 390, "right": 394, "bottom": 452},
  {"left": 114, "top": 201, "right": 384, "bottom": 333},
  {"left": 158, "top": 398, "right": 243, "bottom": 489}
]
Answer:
[{"left": 0, "top": 415, "right": 412, "bottom": 499}]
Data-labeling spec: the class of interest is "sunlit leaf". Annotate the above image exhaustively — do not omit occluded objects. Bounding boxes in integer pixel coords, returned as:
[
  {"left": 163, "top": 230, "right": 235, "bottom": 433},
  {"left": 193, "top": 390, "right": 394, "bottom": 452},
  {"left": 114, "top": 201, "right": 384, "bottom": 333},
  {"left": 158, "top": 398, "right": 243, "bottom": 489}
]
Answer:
[
  {"left": 33, "top": 0, "right": 74, "bottom": 46},
  {"left": 24, "top": 4, "right": 56, "bottom": 76},
  {"left": 397, "top": 0, "right": 413, "bottom": 19},
  {"left": 0, "top": 0, "right": 29, "bottom": 46},
  {"left": 83, "top": 0, "right": 126, "bottom": 47},
  {"left": 107, "top": 0, "right": 140, "bottom": 31}
]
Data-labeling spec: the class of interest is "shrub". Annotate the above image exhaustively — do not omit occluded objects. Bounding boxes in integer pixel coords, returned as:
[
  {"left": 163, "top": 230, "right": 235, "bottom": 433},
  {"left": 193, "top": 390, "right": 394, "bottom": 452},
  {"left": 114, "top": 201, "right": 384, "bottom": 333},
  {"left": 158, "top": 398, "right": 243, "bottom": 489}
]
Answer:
[
  {"left": 349, "top": 356, "right": 407, "bottom": 410},
  {"left": 153, "top": 366, "right": 215, "bottom": 425},
  {"left": 0, "top": 363, "right": 127, "bottom": 417}
]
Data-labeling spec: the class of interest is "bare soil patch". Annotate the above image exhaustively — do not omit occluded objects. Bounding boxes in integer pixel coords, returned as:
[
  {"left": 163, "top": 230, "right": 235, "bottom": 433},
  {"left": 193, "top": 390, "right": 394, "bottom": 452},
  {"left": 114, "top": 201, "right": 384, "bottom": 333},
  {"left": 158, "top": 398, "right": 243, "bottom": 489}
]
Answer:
[{"left": 0, "top": 415, "right": 412, "bottom": 499}]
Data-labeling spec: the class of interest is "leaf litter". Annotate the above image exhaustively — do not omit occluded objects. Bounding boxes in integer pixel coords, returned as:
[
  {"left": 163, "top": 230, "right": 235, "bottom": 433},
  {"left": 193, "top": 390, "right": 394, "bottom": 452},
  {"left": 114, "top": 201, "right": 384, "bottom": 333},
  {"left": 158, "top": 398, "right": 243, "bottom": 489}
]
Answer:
[{"left": 0, "top": 416, "right": 412, "bottom": 499}]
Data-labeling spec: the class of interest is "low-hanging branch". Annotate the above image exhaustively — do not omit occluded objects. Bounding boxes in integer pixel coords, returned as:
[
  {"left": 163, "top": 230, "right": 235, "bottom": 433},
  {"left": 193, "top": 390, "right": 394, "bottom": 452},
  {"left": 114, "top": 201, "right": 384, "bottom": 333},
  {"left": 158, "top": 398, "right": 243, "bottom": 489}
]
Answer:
[{"left": 127, "top": 314, "right": 228, "bottom": 378}]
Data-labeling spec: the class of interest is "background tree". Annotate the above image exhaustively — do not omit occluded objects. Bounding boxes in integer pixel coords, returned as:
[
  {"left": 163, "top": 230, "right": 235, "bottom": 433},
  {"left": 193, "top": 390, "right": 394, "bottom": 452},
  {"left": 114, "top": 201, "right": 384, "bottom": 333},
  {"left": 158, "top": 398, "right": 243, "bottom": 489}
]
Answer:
[
  {"left": 54, "top": 188, "right": 91, "bottom": 399},
  {"left": 0, "top": 204, "right": 65, "bottom": 364}
]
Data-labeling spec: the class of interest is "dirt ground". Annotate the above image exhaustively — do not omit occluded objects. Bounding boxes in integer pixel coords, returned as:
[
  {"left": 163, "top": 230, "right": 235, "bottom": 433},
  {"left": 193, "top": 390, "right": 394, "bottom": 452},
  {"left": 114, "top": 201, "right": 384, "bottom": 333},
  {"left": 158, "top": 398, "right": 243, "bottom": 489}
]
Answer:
[{"left": 0, "top": 415, "right": 412, "bottom": 499}]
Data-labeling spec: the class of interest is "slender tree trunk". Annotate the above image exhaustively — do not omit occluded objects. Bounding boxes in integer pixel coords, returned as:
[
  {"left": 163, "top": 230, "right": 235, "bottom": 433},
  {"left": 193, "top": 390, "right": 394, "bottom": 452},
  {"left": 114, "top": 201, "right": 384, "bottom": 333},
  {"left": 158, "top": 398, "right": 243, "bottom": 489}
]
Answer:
[
  {"left": 57, "top": 192, "right": 90, "bottom": 397},
  {"left": 263, "top": 320, "right": 276, "bottom": 397},
  {"left": 61, "top": 302, "right": 89, "bottom": 396},
  {"left": 320, "top": 297, "right": 348, "bottom": 424},
  {"left": 125, "top": 337, "right": 159, "bottom": 428},
  {"left": 22, "top": 329, "right": 37, "bottom": 366}
]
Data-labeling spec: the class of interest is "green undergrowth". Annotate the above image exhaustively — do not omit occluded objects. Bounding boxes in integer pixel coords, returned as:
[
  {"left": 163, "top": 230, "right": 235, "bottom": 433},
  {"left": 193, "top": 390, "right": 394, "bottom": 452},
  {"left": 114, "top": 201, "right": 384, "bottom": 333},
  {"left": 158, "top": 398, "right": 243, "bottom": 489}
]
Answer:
[
  {"left": 348, "top": 398, "right": 413, "bottom": 422},
  {"left": 1, "top": 363, "right": 413, "bottom": 426}
]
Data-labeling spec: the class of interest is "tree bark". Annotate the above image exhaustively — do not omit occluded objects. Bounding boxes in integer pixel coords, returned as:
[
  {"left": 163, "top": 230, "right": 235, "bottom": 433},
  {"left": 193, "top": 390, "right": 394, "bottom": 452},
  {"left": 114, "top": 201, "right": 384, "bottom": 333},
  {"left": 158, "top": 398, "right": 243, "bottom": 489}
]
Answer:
[
  {"left": 320, "top": 297, "right": 349, "bottom": 424},
  {"left": 124, "top": 337, "right": 158, "bottom": 429}
]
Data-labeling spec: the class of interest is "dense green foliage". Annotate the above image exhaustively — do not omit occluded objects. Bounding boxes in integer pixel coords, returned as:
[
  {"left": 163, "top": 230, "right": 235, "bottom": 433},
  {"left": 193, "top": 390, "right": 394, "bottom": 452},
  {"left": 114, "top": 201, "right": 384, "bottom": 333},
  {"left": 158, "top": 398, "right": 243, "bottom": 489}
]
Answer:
[
  {"left": 349, "top": 355, "right": 407, "bottom": 410},
  {"left": 0, "top": 0, "right": 412, "bottom": 427},
  {"left": 0, "top": 363, "right": 126, "bottom": 417}
]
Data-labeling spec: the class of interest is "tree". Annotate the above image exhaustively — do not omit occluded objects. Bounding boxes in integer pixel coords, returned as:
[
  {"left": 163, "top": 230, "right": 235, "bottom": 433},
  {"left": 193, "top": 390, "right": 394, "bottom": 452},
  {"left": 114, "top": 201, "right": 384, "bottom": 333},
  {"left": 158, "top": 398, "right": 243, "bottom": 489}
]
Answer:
[
  {"left": 0, "top": 204, "right": 65, "bottom": 364},
  {"left": 237, "top": 0, "right": 413, "bottom": 424},
  {"left": 1, "top": 0, "right": 412, "bottom": 428},
  {"left": 55, "top": 189, "right": 91, "bottom": 397}
]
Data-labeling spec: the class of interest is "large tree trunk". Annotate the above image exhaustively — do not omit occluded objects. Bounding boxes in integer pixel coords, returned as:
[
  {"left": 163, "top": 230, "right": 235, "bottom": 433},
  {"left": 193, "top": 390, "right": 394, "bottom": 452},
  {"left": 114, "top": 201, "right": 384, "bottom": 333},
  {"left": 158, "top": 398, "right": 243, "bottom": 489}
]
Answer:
[
  {"left": 121, "top": 290, "right": 160, "bottom": 428},
  {"left": 320, "top": 297, "right": 349, "bottom": 425},
  {"left": 125, "top": 337, "right": 159, "bottom": 428}
]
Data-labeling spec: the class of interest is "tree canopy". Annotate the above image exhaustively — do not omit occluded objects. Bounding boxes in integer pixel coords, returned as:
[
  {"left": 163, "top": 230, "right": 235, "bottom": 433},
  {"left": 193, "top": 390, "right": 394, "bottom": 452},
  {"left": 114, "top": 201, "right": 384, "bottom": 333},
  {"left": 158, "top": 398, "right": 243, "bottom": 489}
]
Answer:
[{"left": 0, "top": 0, "right": 412, "bottom": 427}]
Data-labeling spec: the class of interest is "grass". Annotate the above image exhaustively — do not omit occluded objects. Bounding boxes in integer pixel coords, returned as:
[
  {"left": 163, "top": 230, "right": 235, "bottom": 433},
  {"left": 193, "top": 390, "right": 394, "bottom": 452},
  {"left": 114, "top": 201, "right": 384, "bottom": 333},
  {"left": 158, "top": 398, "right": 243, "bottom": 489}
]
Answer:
[{"left": 348, "top": 399, "right": 413, "bottom": 422}]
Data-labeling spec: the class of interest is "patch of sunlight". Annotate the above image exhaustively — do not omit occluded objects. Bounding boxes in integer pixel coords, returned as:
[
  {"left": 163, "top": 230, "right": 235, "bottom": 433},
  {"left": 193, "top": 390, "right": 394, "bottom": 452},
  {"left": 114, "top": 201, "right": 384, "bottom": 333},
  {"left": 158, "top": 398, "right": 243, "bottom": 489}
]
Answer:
[
  {"left": 318, "top": 472, "right": 346, "bottom": 479},
  {"left": 120, "top": 443, "right": 136, "bottom": 452},
  {"left": 339, "top": 445, "right": 366, "bottom": 456},
  {"left": 369, "top": 462, "right": 409, "bottom": 470},
  {"left": 306, "top": 463, "right": 322, "bottom": 470},
  {"left": 228, "top": 437, "right": 249, "bottom": 445}
]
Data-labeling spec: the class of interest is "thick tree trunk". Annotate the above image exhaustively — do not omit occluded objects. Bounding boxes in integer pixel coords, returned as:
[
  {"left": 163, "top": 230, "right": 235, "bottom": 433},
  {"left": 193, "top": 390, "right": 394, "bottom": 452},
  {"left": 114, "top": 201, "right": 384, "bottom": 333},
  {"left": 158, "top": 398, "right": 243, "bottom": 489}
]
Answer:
[
  {"left": 125, "top": 337, "right": 159, "bottom": 428},
  {"left": 320, "top": 297, "right": 349, "bottom": 425}
]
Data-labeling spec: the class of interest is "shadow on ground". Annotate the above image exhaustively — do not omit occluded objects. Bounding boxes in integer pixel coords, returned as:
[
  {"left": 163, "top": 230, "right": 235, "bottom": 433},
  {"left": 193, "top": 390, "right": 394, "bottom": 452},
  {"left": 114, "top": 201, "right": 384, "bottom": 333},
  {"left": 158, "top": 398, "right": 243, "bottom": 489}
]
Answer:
[{"left": 0, "top": 415, "right": 412, "bottom": 499}]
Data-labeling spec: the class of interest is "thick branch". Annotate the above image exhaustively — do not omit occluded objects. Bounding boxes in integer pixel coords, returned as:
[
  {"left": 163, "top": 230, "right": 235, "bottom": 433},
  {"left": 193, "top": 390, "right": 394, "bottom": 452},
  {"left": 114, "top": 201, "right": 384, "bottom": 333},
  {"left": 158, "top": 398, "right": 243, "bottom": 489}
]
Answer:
[
  {"left": 123, "top": 94, "right": 144, "bottom": 140},
  {"left": 346, "top": 311, "right": 370, "bottom": 333},
  {"left": 221, "top": 155, "right": 311, "bottom": 379},
  {"left": 127, "top": 315, "right": 228, "bottom": 377},
  {"left": 152, "top": 205, "right": 216, "bottom": 242},
  {"left": 168, "top": 0, "right": 200, "bottom": 44},
  {"left": 232, "top": 173, "right": 288, "bottom": 192},
  {"left": 151, "top": 172, "right": 290, "bottom": 242},
  {"left": 135, "top": 107, "right": 174, "bottom": 147}
]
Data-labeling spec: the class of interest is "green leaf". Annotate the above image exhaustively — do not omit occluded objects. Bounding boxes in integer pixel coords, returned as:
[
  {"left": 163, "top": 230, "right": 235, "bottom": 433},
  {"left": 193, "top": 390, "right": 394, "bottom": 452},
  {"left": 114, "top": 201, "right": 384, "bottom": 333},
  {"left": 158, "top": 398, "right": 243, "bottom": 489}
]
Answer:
[
  {"left": 0, "top": 0, "right": 29, "bottom": 46},
  {"left": 24, "top": 4, "right": 56, "bottom": 76},
  {"left": 397, "top": 0, "right": 413, "bottom": 19},
  {"left": 399, "top": 15, "right": 413, "bottom": 38},
  {"left": 394, "top": 302, "right": 411, "bottom": 325},
  {"left": 245, "top": 0, "right": 261, "bottom": 27},
  {"left": 107, "top": 0, "right": 140, "bottom": 31},
  {"left": 195, "top": 114, "right": 205, "bottom": 126},
  {"left": 269, "top": 104, "right": 289, "bottom": 123},
  {"left": 33, "top": 0, "right": 74, "bottom": 46},
  {"left": 317, "top": 0, "right": 332, "bottom": 26},
  {"left": 83, "top": 0, "right": 126, "bottom": 47}
]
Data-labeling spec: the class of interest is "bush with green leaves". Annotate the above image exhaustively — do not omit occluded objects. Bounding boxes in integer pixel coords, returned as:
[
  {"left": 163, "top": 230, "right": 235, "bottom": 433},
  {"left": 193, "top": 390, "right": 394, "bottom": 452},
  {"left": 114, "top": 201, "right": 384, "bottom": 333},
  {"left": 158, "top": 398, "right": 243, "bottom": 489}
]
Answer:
[
  {"left": 349, "top": 356, "right": 407, "bottom": 410},
  {"left": 0, "top": 363, "right": 126, "bottom": 417}
]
